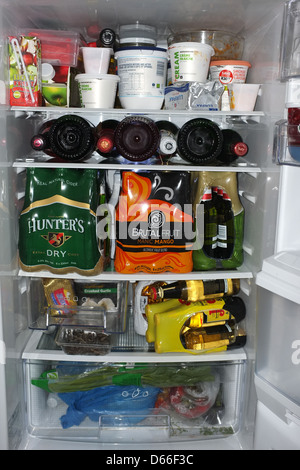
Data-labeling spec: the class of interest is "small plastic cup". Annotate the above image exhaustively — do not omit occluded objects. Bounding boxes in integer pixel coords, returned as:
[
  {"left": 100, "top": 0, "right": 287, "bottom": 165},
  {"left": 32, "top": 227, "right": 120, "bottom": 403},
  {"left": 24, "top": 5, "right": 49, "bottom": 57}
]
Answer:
[
  {"left": 228, "top": 83, "right": 261, "bottom": 112},
  {"left": 81, "top": 47, "right": 112, "bottom": 74}
]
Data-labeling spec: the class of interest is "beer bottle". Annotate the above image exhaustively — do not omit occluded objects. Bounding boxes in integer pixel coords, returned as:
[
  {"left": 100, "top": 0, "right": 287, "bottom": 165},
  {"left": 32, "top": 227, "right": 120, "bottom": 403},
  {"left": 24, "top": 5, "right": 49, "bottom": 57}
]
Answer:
[
  {"left": 114, "top": 116, "right": 160, "bottom": 162},
  {"left": 142, "top": 278, "right": 240, "bottom": 302},
  {"left": 177, "top": 118, "right": 223, "bottom": 165},
  {"left": 182, "top": 320, "right": 246, "bottom": 352},
  {"left": 217, "top": 129, "right": 248, "bottom": 165},
  {"left": 202, "top": 187, "right": 218, "bottom": 258}
]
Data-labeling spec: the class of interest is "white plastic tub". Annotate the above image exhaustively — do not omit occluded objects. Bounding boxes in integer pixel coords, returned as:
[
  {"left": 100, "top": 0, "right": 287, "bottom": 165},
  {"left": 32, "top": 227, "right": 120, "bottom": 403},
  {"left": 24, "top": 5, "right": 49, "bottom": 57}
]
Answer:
[
  {"left": 168, "top": 42, "right": 214, "bottom": 83},
  {"left": 209, "top": 60, "right": 251, "bottom": 85},
  {"left": 114, "top": 46, "right": 168, "bottom": 109},
  {"left": 75, "top": 73, "right": 119, "bottom": 108}
]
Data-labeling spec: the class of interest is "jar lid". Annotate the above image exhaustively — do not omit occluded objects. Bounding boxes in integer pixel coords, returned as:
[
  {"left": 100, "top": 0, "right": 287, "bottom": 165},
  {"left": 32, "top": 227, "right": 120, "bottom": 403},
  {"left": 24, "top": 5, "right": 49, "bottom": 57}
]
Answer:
[
  {"left": 42, "top": 63, "right": 55, "bottom": 81},
  {"left": 119, "top": 23, "right": 156, "bottom": 40},
  {"left": 210, "top": 60, "right": 251, "bottom": 67}
]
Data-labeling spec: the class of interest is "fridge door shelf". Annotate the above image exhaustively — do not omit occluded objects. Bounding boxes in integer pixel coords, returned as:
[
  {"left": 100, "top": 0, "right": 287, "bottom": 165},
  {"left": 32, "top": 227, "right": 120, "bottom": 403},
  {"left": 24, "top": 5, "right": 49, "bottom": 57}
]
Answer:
[
  {"left": 24, "top": 359, "right": 246, "bottom": 444},
  {"left": 280, "top": 0, "right": 300, "bottom": 81},
  {"left": 273, "top": 119, "right": 300, "bottom": 166},
  {"left": 256, "top": 250, "right": 300, "bottom": 303},
  {"left": 255, "top": 374, "right": 300, "bottom": 427},
  {"left": 256, "top": 263, "right": 300, "bottom": 409}
]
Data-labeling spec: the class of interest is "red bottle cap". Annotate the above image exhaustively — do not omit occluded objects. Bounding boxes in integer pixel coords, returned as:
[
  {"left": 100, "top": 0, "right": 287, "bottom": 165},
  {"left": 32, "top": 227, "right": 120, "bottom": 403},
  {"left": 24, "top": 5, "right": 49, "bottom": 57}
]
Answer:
[
  {"left": 233, "top": 142, "right": 248, "bottom": 156},
  {"left": 97, "top": 136, "right": 114, "bottom": 153},
  {"left": 31, "top": 135, "right": 46, "bottom": 150}
]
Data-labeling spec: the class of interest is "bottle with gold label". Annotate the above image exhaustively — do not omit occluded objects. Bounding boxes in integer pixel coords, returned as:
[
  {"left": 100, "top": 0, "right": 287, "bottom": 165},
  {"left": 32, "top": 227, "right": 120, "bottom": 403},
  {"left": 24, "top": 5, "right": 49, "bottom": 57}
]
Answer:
[
  {"left": 142, "top": 278, "right": 240, "bottom": 302},
  {"left": 182, "top": 321, "right": 246, "bottom": 352},
  {"left": 146, "top": 296, "right": 246, "bottom": 352}
]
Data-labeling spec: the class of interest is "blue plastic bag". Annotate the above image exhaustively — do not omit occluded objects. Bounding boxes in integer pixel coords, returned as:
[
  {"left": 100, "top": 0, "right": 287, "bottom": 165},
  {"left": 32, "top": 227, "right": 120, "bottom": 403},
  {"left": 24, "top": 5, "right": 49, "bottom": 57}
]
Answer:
[{"left": 58, "top": 385, "right": 160, "bottom": 429}]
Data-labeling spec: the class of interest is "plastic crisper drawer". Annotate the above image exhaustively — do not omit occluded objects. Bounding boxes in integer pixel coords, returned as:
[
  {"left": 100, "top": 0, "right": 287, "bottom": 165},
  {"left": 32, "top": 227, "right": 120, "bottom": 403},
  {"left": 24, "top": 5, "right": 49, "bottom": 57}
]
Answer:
[
  {"left": 25, "top": 359, "right": 246, "bottom": 443},
  {"left": 256, "top": 252, "right": 300, "bottom": 407}
]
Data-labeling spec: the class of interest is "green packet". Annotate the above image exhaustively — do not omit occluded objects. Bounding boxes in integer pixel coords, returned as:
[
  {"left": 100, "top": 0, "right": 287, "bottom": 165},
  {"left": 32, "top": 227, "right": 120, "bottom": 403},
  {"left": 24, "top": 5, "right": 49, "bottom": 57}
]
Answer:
[{"left": 19, "top": 167, "right": 104, "bottom": 276}]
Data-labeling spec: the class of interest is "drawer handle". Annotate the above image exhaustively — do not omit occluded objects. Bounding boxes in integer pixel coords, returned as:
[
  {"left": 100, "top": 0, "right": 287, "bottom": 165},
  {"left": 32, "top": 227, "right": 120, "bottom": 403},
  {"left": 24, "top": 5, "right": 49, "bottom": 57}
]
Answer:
[{"left": 285, "top": 411, "right": 300, "bottom": 427}]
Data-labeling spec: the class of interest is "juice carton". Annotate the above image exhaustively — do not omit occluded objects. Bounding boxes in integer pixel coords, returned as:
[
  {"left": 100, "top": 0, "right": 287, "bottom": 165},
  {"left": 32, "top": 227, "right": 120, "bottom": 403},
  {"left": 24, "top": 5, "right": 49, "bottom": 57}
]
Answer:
[{"left": 8, "top": 36, "right": 42, "bottom": 106}]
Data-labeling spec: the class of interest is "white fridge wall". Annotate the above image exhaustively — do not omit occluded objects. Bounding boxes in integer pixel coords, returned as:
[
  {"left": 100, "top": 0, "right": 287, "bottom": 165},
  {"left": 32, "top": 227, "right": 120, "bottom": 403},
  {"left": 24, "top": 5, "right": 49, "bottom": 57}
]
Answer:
[{"left": 0, "top": 0, "right": 289, "bottom": 450}]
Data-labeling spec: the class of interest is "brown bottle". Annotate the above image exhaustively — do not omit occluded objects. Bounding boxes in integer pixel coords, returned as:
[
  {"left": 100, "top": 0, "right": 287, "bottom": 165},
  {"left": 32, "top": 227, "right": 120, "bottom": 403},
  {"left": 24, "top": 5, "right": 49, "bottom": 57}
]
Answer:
[
  {"left": 182, "top": 320, "right": 246, "bottom": 351},
  {"left": 142, "top": 278, "right": 240, "bottom": 302}
]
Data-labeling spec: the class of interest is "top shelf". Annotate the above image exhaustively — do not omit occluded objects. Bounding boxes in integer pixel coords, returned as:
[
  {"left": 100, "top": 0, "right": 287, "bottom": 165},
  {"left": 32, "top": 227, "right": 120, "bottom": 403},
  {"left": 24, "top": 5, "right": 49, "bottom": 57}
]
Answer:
[{"left": 12, "top": 107, "right": 265, "bottom": 118}]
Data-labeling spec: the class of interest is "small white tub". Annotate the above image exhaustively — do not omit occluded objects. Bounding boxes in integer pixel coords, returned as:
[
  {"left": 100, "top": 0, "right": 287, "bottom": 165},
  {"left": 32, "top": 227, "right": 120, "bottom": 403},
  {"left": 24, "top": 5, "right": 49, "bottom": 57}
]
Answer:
[
  {"left": 75, "top": 73, "right": 119, "bottom": 108},
  {"left": 168, "top": 41, "right": 215, "bottom": 83},
  {"left": 210, "top": 60, "right": 251, "bottom": 85}
]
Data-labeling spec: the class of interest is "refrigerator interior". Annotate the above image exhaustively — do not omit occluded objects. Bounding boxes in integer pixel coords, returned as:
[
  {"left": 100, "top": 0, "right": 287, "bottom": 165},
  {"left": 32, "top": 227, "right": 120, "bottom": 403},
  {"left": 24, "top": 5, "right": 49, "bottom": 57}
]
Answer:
[{"left": 0, "top": 0, "right": 291, "bottom": 450}]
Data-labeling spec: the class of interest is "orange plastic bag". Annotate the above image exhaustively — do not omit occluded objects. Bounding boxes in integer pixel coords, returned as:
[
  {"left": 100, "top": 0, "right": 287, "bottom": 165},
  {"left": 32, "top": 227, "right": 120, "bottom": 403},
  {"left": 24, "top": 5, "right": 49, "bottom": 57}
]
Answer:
[{"left": 114, "top": 171, "right": 193, "bottom": 274}]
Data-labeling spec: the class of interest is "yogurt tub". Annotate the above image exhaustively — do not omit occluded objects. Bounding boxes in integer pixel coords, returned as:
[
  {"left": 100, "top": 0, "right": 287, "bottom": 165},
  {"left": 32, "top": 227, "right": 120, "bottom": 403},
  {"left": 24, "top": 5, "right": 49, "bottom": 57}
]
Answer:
[
  {"left": 114, "top": 46, "right": 168, "bottom": 109},
  {"left": 210, "top": 60, "right": 251, "bottom": 85},
  {"left": 168, "top": 42, "right": 215, "bottom": 83},
  {"left": 75, "top": 73, "right": 120, "bottom": 108}
]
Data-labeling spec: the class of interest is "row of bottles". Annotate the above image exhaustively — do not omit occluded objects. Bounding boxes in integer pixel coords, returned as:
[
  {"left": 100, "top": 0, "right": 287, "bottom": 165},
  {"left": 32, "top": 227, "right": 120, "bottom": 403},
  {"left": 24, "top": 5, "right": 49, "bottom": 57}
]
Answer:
[
  {"left": 139, "top": 278, "right": 246, "bottom": 354},
  {"left": 142, "top": 278, "right": 240, "bottom": 302},
  {"left": 144, "top": 295, "right": 246, "bottom": 354},
  {"left": 31, "top": 114, "right": 248, "bottom": 164}
]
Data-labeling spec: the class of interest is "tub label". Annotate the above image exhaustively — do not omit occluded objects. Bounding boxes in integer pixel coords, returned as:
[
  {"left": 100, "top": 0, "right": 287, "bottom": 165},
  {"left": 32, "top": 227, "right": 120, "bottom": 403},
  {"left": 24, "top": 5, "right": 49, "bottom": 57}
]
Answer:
[
  {"left": 210, "top": 65, "right": 249, "bottom": 85},
  {"left": 117, "top": 56, "right": 167, "bottom": 98},
  {"left": 169, "top": 45, "right": 213, "bottom": 83}
]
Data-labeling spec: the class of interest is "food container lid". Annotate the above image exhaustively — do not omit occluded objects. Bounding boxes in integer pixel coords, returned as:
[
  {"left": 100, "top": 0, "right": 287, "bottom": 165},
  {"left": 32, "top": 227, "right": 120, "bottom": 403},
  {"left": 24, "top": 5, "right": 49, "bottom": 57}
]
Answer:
[
  {"left": 119, "top": 23, "right": 156, "bottom": 40},
  {"left": 41, "top": 63, "right": 55, "bottom": 81},
  {"left": 119, "top": 37, "right": 156, "bottom": 45},
  {"left": 210, "top": 60, "right": 251, "bottom": 67},
  {"left": 75, "top": 73, "right": 120, "bottom": 81},
  {"left": 115, "top": 46, "right": 167, "bottom": 53}
]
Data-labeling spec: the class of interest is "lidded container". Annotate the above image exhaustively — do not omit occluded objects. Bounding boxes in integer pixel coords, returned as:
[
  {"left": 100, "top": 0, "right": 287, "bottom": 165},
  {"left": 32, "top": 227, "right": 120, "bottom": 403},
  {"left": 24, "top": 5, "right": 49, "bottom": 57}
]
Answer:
[
  {"left": 167, "top": 30, "right": 244, "bottom": 61},
  {"left": 119, "top": 23, "right": 157, "bottom": 47}
]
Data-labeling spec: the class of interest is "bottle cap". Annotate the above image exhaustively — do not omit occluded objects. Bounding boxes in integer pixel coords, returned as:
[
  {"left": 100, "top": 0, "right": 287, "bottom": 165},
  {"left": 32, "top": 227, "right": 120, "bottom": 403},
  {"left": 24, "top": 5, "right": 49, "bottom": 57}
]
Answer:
[
  {"left": 31, "top": 134, "right": 47, "bottom": 150},
  {"left": 97, "top": 136, "right": 114, "bottom": 153},
  {"left": 99, "top": 28, "right": 116, "bottom": 47},
  {"left": 41, "top": 63, "right": 55, "bottom": 82},
  {"left": 233, "top": 142, "right": 248, "bottom": 156},
  {"left": 160, "top": 135, "right": 176, "bottom": 154}
]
